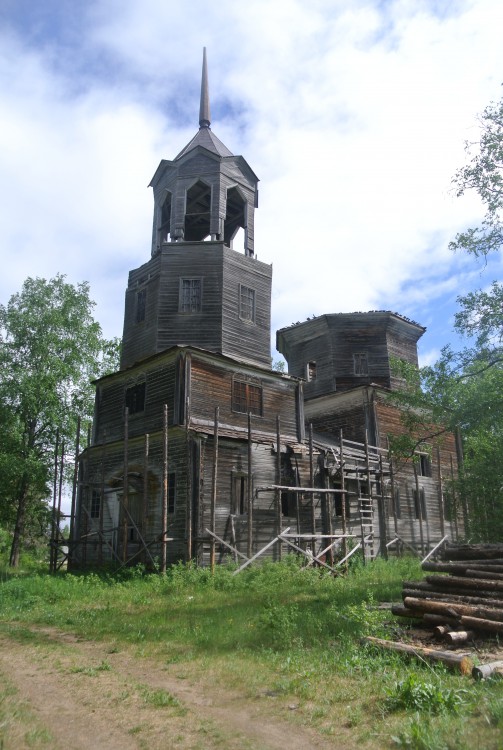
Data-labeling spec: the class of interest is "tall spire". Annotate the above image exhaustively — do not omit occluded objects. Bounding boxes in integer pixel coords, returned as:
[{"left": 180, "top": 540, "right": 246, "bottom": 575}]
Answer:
[{"left": 199, "top": 47, "right": 211, "bottom": 129}]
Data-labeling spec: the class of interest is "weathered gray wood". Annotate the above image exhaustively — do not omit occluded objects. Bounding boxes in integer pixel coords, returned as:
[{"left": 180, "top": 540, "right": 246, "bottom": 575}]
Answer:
[
  {"left": 444, "top": 630, "right": 474, "bottom": 645},
  {"left": 473, "top": 661, "right": 503, "bottom": 680}
]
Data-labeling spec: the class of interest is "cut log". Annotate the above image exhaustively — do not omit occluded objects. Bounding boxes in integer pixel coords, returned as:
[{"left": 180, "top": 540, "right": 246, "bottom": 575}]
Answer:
[
  {"left": 362, "top": 636, "right": 473, "bottom": 674},
  {"left": 422, "top": 561, "right": 503, "bottom": 575},
  {"left": 402, "top": 588, "right": 503, "bottom": 609},
  {"left": 444, "top": 630, "right": 474, "bottom": 645},
  {"left": 404, "top": 596, "right": 503, "bottom": 623},
  {"left": 460, "top": 615, "right": 503, "bottom": 634},
  {"left": 433, "top": 624, "right": 453, "bottom": 640},
  {"left": 466, "top": 568, "right": 503, "bottom": 581},
  {"left": 425, "top": 575, "right": 503, "bottom": 593},
  {"left": 391, "top": 604, "right": 423, "bottom": 619},
  {"left": 423, "top": 613, "right": 459, "bottom": 627},
  {"left": 443, "top": 543, "right": 503, "bottom": 561},
  {"left": 473, "top": 661, "right": 503, "bottom": 680}
]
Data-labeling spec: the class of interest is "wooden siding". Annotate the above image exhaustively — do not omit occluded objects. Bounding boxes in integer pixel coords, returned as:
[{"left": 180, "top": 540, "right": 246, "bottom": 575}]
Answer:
[
  {"left": 93, "top": 351, "right": 181, "bottom": 444},
  {"left": 74, "top": 428, "right": 190, "bottom": 568},
  {"left": 188, "top": 352, "right": 300, "bottom": 439},
  {"left": 120, "top": 243, "right": 271, "bottom": 371},
  {"left": 277, "top": 312, "right": 425, "bottom": 398}
]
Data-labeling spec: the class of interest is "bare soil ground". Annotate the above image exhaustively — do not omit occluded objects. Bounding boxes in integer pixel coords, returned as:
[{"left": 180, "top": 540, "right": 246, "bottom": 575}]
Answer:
[{"left": 0, "top": 626, "right": 352, "bottom": 750}]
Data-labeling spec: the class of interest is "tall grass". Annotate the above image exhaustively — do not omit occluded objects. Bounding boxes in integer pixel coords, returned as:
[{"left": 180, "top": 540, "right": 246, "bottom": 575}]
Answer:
[{"left": 1, "top": 554, "right": 503, "bottom": 749}]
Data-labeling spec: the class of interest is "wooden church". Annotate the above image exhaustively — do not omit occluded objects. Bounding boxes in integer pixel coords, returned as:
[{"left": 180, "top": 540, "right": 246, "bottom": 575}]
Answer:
[{"left": 71, "top": 52, "right": 463, "bottom": 571}]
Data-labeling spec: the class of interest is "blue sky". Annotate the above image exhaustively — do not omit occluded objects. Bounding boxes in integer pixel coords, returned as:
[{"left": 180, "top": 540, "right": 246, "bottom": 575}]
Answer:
[{"left": 0, "top": 0, "right": 502, "bottom": 367}]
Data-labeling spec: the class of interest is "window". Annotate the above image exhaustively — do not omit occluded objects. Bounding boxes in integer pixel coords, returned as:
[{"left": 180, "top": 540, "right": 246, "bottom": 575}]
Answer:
[
  {"left": 168, "top": 472, "right": 176, "bottom": 514},
  {"left": 136, "top": 289, "right": 146, "bottom": 323},
  {"left": 418, "top": 452, "right": 432, "bottom": 477},
  {"left": 281, "top": 490, "right": 298, "bottom": 518},
  {"left": 232, "top": 474, "right": 248, "bottom": 515},
  {"left": 334, "top": 490, "right": 350, "bottom": 519},
  {"left": 232, "top": 378, "right": 263, "bottom": 416},
  {"left": 307, "top": 361, "right": 317, "bottom": 382},
  {"left": 239, "top": 285, "right": 255, "bottom": 322},
  {"left": 125, "top": 382, "right": 146, "bottom": 415},
  {"left": 179, "top": 278, "right": 202, "bottom": 313},
  {"left": 354, "top": 352, "right": 369, "bottom": 376},
  {"left": 413, "top": 487, "right": 427, "bottom": 520},
  {"left": 90, "top": 489, "right": 101, "bottom": 519}
]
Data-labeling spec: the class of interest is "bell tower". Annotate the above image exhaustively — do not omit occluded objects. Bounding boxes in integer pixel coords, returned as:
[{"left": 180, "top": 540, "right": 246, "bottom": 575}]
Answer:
[{"left": 120, "top": 49, "right": 272, "bottom": 371}]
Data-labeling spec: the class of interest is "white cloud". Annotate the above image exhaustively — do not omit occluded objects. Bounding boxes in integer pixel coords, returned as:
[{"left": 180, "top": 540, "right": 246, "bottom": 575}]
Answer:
[{"left": 0, "top": 0, "right": 501, "bottom": 357}]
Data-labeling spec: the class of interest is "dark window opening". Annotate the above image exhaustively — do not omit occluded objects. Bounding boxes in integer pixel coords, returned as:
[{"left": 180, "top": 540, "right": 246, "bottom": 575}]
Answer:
[
  {"left": 307, "top": 361, "right": 317, "bottom": 382},
  {"left": 418, "top": 453, "right": 432, "bottom": 477},
  {"left": 232, "top": 474, "right": 248, "bottom": 515},
  {"left": 281, "top": 490, "right": 298, "bottom": 517},
  {"left": 125, "top": 382, "right": 146, "bottom": 415},
  {"left": 168, "top": 472, "right": 176, "bottom": 515},
  {"left": 136, "top": 289, "right": 146, "bottom": 323},
  {"left": 180, "top": 278, "right": 202, "bottom": 313},
  {"left": 413, "top": 487, "right": 427, "bottom": 520},
  {"left": 90, "top": 489, "right": 101, "bottom": 519},
  {"left": 224, "top": 186, "right": 246, "bottom": 248},
  {"left": 239, "top": 285, "right": 255, "bottom": 322},
  {"left": 354, "top": 352, "right": 369, "bottom": 376},
  {"left": 232, "top": 379, "right": 263, "bottom": 416},
  {"left": 185, "top": 181, "right": 211, "bottom": 241},
  {"left": 158, "top": 192, "right": 172, "bottom": 244},
  {"left": 334, "top": 490, "right": 350, "bottom": 518}
]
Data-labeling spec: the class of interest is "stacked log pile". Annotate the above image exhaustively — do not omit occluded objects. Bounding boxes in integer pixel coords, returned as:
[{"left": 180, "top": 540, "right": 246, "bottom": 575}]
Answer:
[{"left": 393, "top": 543, "right": 503, "bottom": 642}]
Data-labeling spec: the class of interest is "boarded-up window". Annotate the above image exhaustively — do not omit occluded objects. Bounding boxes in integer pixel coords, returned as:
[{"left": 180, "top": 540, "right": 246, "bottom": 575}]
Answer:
[
  {"left": 180, "top": 278, "right": 202, "bottom": 313},
  {"left": 136, "top": 289, "right": 146, "bottom": 323},
  {"left": 354, "top": 352, "right": 369, "bottom": 376},
  {"left": 125, "top": 382, "right": 146, "bottom": 414},
  {"left": 239, "top": 285, "right": 255, "bottom": 322},
  {"left": 413, "top": 487, "right": 427, "bottom": 520},
  {"left": 90, "top": 489, "right": 101, "bottom": 519},
  {"left": 232, "top": 378, "right": 262, "bottom": 416}
]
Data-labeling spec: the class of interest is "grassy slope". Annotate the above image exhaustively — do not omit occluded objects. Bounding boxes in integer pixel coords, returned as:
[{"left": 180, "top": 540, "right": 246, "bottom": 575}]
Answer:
[{"left": 1, "top": 555, "right": 503, "bottom": 749}]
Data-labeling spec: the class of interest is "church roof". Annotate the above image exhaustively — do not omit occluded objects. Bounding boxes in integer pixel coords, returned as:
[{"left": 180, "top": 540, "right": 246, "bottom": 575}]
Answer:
[{"left": 175, "top": 126, "right": 234, "bottom": 160}]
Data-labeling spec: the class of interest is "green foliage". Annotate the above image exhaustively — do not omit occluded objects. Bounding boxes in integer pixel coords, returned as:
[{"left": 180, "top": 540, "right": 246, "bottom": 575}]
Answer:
[
  {"left": 392, "top": 715, "right": 466, "bottom": 750},
  {"left": 389, "top": 92, "right": 503, "bottom": 541},
  {"left": 0, "top": 275, "right": 120, "bottom": 565},
  {"left": 1, "top": 558, "right": 503, "bottom": 747},
  {"left": 450, "top": 94, "right": 503, "bottom": 260},
  {"left": 387, "top": 673, "right": 468, "bottom": 715}
]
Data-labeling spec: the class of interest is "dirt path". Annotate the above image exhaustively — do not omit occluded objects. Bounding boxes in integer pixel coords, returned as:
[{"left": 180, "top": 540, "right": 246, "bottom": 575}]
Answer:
[{"left": 0, "top": 626, "right": 347, "bottom": 750}]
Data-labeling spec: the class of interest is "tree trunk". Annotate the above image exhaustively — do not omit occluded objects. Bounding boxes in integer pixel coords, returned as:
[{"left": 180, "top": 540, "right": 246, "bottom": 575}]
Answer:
[{"left": 9, "top": 479, "right": 29, "bottom": 567}]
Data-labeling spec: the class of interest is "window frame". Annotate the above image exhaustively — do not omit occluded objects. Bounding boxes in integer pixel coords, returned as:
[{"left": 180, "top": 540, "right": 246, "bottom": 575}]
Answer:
[
  {"left": 353, "top": 351, "right": 369, "bottom": 376},
  {"left": 232, "top": 376, "right": 263, "bottom": 417},
  {"left": 135, "top": 288, "right": 147, "bottom": 323},
  {"left": 125, "top": 381, "right": 146, "bottom": 415},
  {"left": 179, "top": 277, "right": 203, "bottom": 313},
  {"left": 90, "top": 489, "right": 101, "bottom": 519},
  {"left": 239, "top": 284, "right": 256, "bottom": 323}
]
